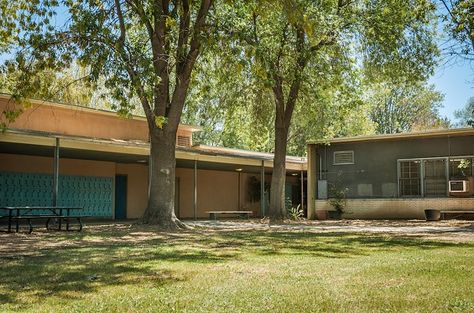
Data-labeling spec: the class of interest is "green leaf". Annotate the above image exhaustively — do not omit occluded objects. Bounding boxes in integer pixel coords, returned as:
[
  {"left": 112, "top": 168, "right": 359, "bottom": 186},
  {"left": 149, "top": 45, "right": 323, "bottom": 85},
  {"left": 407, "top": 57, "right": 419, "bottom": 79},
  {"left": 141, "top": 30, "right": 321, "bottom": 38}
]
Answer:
[{"left": 154, "top": 115, "right": 168, "bottom": 129}]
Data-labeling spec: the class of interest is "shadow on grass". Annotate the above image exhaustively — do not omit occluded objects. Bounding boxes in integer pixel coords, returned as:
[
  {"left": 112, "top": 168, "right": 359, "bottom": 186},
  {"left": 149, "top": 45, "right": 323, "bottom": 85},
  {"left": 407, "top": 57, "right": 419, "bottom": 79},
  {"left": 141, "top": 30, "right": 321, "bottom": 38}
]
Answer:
[{"left": 1, "top": 226, "right": 473, "bottom": 308}]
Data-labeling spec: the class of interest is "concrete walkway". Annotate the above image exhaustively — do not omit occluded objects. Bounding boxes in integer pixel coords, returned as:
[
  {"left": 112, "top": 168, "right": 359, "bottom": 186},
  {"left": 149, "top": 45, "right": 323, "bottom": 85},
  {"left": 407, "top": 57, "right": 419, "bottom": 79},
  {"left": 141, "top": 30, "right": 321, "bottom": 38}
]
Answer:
[{"left": 185, "top": 219, "right": 474, "bottom": 240}]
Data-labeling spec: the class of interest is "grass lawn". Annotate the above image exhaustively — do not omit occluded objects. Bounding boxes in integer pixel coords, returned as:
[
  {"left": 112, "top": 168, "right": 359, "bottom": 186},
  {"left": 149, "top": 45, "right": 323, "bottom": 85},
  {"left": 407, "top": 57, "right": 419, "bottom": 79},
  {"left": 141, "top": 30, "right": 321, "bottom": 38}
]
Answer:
[{"left": 1, "top": 222, "right": 474, "bottom": 312}]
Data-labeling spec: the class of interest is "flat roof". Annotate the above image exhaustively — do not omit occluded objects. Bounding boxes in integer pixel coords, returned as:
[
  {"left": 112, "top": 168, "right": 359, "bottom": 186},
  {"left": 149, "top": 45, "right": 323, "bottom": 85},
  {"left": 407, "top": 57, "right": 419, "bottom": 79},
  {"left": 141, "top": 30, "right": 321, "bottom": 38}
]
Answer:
[
  {"left": 0, "top": 129, "right": 306, "bottom": 171},
  {"left": 307, "top": 128, "right": 474, "bottom": 145},
  {"left": 193, "top": 145, "right": 307, "bottom": 164},
  {"left": 0, "top": 93, "right": 202, "bottom": 133}
]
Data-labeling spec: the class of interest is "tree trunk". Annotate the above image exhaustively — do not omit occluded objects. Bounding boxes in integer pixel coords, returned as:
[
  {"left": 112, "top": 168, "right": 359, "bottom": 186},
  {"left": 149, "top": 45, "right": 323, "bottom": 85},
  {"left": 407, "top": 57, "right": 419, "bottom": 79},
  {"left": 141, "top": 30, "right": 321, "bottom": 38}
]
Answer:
[
  {"left": 269, "top": 119, "right": 290, "bottom": 222},
  {"left": 142, "top": 127, "right": 186, "bottom": 230}
]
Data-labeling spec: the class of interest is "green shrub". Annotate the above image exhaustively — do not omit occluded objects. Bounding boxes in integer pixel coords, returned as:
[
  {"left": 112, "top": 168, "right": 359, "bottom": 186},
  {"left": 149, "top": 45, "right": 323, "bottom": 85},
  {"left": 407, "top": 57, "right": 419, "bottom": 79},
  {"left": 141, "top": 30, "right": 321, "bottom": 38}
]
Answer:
[{"left": 288, "top": 204, "right": 304, "bottom": 220}]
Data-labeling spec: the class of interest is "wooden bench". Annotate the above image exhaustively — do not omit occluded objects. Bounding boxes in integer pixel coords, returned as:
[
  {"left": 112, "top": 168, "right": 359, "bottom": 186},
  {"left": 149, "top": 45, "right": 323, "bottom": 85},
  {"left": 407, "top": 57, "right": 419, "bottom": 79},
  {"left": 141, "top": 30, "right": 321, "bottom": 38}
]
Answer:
[
  {"left": 440, "top": 210, "right": 474, "bottom": 220},
  {"left": 205, "top": 211, "right": 253, "bottom": 220}
]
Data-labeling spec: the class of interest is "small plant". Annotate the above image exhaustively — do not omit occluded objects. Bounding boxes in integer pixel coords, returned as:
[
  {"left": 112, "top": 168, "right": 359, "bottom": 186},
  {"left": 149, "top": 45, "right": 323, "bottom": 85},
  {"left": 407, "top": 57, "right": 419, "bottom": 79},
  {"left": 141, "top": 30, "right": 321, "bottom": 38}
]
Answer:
[
  {"left": 328, "top": 187, "right": 348, "bottom": 215},
  {"left": 458, "top": 159, "right": 471, "bottom": 176},
  {"left": 287, "top": 204, "right": 304, "bottom": 220}
]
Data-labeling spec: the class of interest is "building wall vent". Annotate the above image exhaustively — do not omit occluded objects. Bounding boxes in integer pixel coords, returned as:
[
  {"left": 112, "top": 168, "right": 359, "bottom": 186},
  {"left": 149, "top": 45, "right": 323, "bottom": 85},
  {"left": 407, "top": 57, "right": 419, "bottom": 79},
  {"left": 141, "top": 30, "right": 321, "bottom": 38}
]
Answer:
[
  {"left": 334, "top": 151, "right": 354, "bottom": 165},
  {"left": 177, "top": 135, "right": 191, "bottom": 148}
]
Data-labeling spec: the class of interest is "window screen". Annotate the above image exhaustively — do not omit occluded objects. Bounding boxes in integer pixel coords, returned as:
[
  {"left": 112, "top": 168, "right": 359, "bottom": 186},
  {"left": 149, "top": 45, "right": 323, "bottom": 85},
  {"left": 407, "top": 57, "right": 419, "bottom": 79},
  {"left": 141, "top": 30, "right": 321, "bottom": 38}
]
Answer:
[
  {"left": 399, "top": 160, "right": 421, "bottom": 196},
  {"left": 424, "top": 159, "right": 447, "bottom": 197}
]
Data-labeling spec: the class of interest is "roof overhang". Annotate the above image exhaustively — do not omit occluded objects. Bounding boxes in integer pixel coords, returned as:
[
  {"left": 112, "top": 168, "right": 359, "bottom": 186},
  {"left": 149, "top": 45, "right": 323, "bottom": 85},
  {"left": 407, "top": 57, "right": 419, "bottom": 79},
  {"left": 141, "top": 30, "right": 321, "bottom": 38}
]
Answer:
[
  {"left": 0, "top": 130, "right": 306, "bottom": 172},
  {"left": 307, "top": 128, "right": 474, "bottom": 145}
]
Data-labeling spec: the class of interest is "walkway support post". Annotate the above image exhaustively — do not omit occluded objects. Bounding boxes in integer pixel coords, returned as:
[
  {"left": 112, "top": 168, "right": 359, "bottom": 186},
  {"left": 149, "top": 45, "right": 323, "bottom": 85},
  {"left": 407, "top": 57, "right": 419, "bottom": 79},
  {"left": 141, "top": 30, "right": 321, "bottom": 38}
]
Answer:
[
  {"left": 238, "top": 171, "right": 241, "bottom": 210},
  {"left": 260, "top": 160, "right": 265, "bottom": 217},
  {"left": 307, "top": 144, "right": 318, "bottom": 219},
  {"left": 193, "top": 159, "right": 198, "bottom": 220},
  {"left": 300, "top": 170, "right": 304, "bottom": 212},
  {"left": 52, "top": 138, "right": 60, "bottom": 206}
]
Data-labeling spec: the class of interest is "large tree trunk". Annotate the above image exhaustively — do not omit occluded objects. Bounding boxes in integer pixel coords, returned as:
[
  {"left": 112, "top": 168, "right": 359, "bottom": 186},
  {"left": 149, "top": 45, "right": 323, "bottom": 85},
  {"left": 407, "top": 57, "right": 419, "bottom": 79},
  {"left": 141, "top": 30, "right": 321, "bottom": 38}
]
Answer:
[
  {"left": 142, "top": 127, "right": 186, "bottom": 230},
  {"left": 269, "top": 115, "right": 290, "bottom": 222}
]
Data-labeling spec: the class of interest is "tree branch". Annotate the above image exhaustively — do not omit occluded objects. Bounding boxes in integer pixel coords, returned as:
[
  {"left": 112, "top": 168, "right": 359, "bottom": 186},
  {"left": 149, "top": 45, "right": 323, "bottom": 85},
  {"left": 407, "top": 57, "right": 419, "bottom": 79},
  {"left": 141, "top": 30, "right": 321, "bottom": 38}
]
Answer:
[
  {"left": 167, "top": 0, "right": 212, "bottom": 129},
  {"left": 113, "top": 0, "right": 154, "bottom": 128}
]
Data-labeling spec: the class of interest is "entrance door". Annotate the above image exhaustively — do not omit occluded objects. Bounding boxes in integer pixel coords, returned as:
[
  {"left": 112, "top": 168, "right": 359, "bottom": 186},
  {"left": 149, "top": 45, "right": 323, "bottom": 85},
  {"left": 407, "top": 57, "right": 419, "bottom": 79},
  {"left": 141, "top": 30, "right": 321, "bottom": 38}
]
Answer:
[{"left": 115, "top": 175, "right": 127, "bottom": 219}]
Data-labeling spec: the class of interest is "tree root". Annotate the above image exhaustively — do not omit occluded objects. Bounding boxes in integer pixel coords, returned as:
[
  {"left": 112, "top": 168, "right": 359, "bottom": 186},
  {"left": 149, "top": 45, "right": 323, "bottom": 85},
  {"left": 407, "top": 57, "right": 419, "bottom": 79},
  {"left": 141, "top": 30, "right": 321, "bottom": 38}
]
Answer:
[{"left": 141, "top": 216, "right": 190, "bottom": 231}]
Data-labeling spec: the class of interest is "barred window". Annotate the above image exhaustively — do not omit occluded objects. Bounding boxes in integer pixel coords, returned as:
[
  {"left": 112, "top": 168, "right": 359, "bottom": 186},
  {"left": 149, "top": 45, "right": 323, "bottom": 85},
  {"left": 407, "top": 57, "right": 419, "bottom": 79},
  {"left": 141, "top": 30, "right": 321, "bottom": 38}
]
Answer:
[{"left": 399, "top": 160, "right": 421, "bottom": 196}]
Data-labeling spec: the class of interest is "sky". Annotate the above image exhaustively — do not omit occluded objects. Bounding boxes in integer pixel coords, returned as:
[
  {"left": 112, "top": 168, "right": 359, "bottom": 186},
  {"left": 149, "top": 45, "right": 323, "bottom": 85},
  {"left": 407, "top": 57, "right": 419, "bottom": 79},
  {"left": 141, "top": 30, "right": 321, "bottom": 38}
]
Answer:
[{"left": 429, "top": 55, "right": 473, "bottom": 122}]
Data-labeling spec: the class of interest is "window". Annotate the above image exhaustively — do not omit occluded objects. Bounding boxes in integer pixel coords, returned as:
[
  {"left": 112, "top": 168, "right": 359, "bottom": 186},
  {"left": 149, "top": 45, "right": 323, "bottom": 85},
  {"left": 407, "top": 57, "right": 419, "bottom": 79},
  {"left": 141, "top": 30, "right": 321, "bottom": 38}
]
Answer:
[
  {"left": 424, "top": 159, "right": 447, "bottom": 197},
  {"left": 333, "top": 151, "right": 354, "bottom": 165},
  {"left": 399, "top": 160, "right": 421, "bottom": 196},
  {"left": 399, "top": 156, "right": 474, "bottom": 198}
]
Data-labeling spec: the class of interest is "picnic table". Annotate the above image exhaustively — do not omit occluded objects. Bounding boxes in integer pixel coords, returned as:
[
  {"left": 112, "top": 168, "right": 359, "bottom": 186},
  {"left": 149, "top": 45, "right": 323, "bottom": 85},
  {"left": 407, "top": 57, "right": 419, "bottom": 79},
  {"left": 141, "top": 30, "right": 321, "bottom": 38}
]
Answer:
[{"left": 0, "top": 206, "right": 86, "bottom": 233}]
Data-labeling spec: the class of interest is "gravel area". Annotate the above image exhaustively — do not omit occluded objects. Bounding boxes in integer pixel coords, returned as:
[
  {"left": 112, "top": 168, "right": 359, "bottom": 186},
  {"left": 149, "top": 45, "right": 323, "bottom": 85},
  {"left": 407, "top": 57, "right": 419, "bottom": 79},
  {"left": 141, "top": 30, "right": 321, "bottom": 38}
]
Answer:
[{"left": 187, "top": 219, "right": 474, "bottom": 241}]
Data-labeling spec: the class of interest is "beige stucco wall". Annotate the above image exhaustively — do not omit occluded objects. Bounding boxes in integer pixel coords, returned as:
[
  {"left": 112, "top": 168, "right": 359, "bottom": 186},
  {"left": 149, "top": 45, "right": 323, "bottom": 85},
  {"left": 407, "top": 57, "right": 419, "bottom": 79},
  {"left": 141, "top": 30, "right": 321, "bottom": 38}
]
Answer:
[
  {"left": 175, "top": 167, "right": 194, "bottom": 218},
  {"left": 0, "top": 153, "right": 116, "bottom": 177},
  {"left": 115, "top": 163, "right": 148, "bottom": 219},
  {"left": 315, "top": 198, "right": 474, "bottom": 219},
  {"left": 0, "top": 97, "right": 194, "bottom": 144}
]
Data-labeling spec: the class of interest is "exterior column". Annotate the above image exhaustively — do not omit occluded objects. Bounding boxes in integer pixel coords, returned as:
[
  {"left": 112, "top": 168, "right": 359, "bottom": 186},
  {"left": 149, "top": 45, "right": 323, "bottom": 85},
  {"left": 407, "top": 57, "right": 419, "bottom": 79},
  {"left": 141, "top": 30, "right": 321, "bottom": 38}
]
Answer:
[
  {"left": 238, "top": 171, "right": 241, "bottom": 210},
  {"left": 52, "top": 138, "right": 60, "bottom": 206},
  {"left": 300, "top": 170, "right": 304, "bottom": 212},
  {"left": 307, "top": 144, "right": 318, "bottom": 219},
  {"left": 193, "top": 159, "right": 198, "bottom": 220},
  {"left": 260, "top": 160, "right": 265, "bottom": 217}
]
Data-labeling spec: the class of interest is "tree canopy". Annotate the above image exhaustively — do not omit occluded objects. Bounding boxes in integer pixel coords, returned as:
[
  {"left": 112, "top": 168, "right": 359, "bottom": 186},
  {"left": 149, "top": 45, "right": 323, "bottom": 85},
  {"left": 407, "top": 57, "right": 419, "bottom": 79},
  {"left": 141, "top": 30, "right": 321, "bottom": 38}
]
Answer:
[
  {"left": 2, "top": 0, "right": 214, "bottom": 229},
  {"left": 454, "top": 97, "right": 474, "bottom": 127},
  {"left": 440, "top": 0, "right": 474, "bottom": 61},
  {"left": 367, "top": 81, "right": 449, "bottom": 134}
]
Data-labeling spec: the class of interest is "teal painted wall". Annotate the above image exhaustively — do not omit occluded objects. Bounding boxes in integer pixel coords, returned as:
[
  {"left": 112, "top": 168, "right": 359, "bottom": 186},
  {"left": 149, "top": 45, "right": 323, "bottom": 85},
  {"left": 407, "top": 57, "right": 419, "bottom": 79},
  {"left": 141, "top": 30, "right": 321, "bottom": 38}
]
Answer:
[{"left": 0, "top": 172, "right": 113, "bottom": 217}]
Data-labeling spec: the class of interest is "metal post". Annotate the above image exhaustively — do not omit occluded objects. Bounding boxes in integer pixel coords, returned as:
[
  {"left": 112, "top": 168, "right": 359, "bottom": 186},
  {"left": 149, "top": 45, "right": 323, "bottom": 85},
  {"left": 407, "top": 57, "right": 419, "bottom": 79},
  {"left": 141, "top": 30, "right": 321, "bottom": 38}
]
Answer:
[
  {"left": 238, "top": 171, "right": 241, "bottom": 210},
  {"left": 193, "top": 159, "right": 198, "bottom": 220},
  {"left": 300, "top": 170, "right": 304, "bottom": 212},
  {"left": 307, "top": 144, "right": 318, "bottom": 219},
  {"left": 260, "top": 160, "right": 265, "bottom": 217},
  {"left": 53, "top": 138, "right": 60, "bottom": 207}
]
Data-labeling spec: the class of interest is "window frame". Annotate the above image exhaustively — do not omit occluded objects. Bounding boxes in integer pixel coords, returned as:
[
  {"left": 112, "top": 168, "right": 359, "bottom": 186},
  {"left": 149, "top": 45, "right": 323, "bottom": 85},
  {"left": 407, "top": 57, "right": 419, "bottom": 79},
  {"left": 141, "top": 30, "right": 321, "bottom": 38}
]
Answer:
[
  {"left": 398, "top": 159, "right": 423, "bottom": 197},
  {"left": 397, "top": 155, "right": 474, "bottom": 198}
]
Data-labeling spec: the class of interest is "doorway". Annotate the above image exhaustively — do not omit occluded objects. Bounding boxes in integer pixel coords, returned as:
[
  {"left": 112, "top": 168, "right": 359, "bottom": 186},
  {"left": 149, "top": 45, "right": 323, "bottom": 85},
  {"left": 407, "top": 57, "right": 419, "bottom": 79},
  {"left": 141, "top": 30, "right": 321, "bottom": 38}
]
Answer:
[{"left": 115, "top": 175, "right": 127, "bottom": 219}]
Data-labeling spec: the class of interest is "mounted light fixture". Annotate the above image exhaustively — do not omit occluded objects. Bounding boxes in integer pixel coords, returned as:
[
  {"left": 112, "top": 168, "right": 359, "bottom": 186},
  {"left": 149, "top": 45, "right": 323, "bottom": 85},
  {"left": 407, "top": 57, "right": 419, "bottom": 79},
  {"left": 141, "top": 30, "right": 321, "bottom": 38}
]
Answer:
[{"left": 235, "top": 168, "right": 243, "bottom": 172}]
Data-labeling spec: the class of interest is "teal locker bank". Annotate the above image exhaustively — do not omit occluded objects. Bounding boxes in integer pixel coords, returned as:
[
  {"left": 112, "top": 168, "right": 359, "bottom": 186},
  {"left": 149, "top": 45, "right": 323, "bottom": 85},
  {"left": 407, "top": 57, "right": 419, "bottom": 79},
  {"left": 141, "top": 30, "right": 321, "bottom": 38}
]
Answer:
[{"left": 0, "top": 172, "right": 113, "bottom": 217}]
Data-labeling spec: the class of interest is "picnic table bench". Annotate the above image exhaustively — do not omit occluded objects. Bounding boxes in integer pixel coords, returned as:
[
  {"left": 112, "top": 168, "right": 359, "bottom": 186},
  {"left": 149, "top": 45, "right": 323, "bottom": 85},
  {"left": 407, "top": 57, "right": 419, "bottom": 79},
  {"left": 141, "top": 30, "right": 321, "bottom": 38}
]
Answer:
[
  {"left": 205, "top": 210, "right": 253, "bottom": 220},
  {"left": 0, "top": 206, "right": 87, "bottom": 233}
]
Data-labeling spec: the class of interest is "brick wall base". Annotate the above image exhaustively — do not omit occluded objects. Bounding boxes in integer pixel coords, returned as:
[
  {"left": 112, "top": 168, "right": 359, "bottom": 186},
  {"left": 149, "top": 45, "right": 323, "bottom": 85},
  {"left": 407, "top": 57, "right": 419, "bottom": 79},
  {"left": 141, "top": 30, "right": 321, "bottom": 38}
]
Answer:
[{"left": 314, "top": 198, "right": 474, "bottom": 219}]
